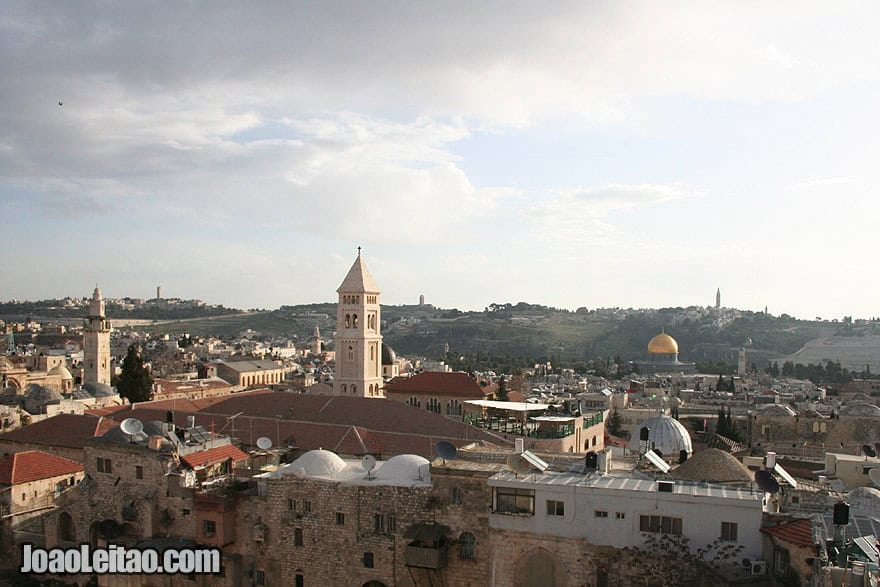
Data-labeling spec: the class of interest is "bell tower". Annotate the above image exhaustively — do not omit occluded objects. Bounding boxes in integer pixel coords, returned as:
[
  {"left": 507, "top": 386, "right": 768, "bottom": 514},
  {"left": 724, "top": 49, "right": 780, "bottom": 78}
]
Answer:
[
  {"left": 335, "top": 249, "right": 383, "bottom": 398},
  {"left": 83, "top": 286, "right": 112, "bottom": 385}
]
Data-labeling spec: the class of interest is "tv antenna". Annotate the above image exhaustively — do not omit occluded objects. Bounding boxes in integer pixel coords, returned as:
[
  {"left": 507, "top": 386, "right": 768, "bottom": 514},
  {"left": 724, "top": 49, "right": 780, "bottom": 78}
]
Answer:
[{"left": 361, "top": 454, "right": 377, "bottom": 479}]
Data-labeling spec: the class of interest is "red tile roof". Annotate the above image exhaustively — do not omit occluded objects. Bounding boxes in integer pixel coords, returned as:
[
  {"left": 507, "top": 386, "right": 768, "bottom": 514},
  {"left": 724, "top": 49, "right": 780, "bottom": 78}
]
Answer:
[
  {"left": 385, "top": 372, "right": 496, "bottom": 398},
  {"left": 180, "top": 444, "right": 249, "bottom": 469},
  {"left": 0, "top": 414, "right": 118, "bottom": 449},
  {"left": 0, "top": 450, "right": 84, "bottom": 484},
  {"left": 761, "top": 519, "right": 815, "bottom": 548}
]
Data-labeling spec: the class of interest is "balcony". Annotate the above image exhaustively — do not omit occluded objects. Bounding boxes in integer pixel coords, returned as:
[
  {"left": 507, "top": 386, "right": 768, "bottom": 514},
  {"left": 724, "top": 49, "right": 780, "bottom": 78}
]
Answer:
[{"left": 405, "top": 545, "right": 448, "bottom": 569}]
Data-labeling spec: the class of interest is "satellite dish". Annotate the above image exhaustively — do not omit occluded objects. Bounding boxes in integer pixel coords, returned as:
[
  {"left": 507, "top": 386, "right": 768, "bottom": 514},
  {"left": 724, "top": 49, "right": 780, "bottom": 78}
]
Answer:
[
  {"left": 120, "top": 418, "right": 144, "bottom": 436},
  {"left": 256, "top": 437, "right": 273, "bottom": 450},
  {"left": 863, "top": 444, "right": 877, "bottom": 458},
  {"left": 755, "top": 470, "right": 780, "bottom": 494},
  {"left": 869, "top": 468, "right": 880, "bottom": 488},
  {"left": 435, "top": 441, "right": 457, "bottom": 461},
  {"left": 361, "top": 454, "right": 377, "bottom": 475},
  {"left": 506, "top": 453, "right": 532, "bottom": 476}
]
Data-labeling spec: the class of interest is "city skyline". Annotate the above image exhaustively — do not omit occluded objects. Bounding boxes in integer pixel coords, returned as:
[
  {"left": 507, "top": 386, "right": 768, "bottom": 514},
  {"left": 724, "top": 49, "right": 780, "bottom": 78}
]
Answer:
[{"left": 2, "top": 3, "right": 879, "bottom": 319}]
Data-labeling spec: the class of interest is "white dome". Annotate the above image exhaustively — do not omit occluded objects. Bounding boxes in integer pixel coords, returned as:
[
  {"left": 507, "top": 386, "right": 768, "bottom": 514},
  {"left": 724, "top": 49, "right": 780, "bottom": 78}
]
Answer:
[
  {"left": 284, "top": 449, "right": 348, "bottom": 478},
  {"left": 48, "top": 364, "right": 74, "bottom": 380},
  {"left": 628, "top": 415, "right": 693, "bottom": 456},
  {"left": 375, "top": 454, "right": 431, "bottom": 482},
  {"left": 848, "top": 487, "right": 880, "bottom": 515}
]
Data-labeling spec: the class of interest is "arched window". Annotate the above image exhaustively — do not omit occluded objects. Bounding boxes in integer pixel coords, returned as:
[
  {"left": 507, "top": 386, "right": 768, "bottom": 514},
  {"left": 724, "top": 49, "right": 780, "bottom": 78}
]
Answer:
[
  {"left": 459, "top": 532, "right": 476, "bottom": 560},
  {"left": 353, "top": 314, "right": 358, "bottom": 327},
  {"left": 345, "top": 314, "right": 351, "bottom": 328},
  {"left": 348, "top": 345, "right": 354, "bottom": 360},
  {"left": 451, "top": 486, "right": 462, "bottom": 505},
  {"left": 342, "top": 384, "right": 348, "bottom": 394},
  {"left": 370, "top": 346, "right": 375, "bottom": 361},
  {"left": 58, "top": 511, "right": 75, "bottom": 542},
  {"left": 352, "top": 385, "right": 357, "bottom": 395}
]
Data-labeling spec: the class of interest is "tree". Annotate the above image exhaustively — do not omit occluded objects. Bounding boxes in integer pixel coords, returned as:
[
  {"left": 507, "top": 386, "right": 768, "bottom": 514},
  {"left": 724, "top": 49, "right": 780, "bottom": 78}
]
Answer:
[
  {"left": 496, "top": 375, "right": 509, "bottom": 401},
  {"left": 607, "top": 408, "right": 624, "bottom": 437},
  {"left": 117, "top": 345, "right": 153, "bottom": 404}
]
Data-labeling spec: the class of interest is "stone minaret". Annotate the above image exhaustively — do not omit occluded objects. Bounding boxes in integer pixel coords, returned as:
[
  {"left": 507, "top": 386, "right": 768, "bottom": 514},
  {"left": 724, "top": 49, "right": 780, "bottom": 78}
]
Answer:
[
  {"left": 334, "top": 249, "right": 383, "bottom": 398},
  {"left": 83, "top": 286, "right": 112, "bottom": 385},
  {"left": 311, "top": 325, "right": 322, "bottom": 355},
  {"left": 715, "top": 287, "right": 721, "bottom": 310}
]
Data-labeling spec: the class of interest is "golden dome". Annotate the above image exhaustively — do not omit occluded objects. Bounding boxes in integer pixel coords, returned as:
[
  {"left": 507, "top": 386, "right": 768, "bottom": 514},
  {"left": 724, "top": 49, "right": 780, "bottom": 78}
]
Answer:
[{"left": 648, "top": 332, "right": 679, "bottom": 355}]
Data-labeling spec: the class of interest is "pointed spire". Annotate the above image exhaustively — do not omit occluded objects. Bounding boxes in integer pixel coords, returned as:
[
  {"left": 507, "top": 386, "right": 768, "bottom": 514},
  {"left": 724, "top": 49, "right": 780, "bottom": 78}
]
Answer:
[{"left": 337, "top": 251, "right": 380, "bottom": 293}]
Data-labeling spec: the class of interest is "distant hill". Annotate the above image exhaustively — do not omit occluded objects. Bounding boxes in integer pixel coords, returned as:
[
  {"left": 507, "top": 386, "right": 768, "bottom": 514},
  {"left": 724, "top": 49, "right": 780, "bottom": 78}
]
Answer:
[{"left": 4, "top": 297, "right": 878, "bottom": 368}]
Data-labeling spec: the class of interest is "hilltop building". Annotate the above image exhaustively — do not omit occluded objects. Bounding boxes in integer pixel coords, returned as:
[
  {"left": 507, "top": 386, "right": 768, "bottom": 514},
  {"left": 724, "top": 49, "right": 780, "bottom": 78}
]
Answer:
[
  {"left": 632, "top": 331, "right": 695, "bottom": 375},
  {"left": 334, "top": 250, "right": 384, "bottom": 398},
  {"left": 82, "top": 287, "right": 111, "bottom": 386}
]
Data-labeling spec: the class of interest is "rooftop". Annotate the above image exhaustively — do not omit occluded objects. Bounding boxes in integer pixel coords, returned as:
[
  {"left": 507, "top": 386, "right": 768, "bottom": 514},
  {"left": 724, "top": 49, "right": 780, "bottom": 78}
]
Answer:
[
  {"left": 385, "top": 372, "right": 496, "bottom": 398},
  {"left": 0, "top": 450, "right": 84, "bottom": 485}
]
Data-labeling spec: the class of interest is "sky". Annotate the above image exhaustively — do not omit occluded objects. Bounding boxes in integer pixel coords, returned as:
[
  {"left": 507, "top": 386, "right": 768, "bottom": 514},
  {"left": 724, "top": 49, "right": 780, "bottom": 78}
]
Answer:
[{"left": 2, "top": 2, "right": 879, "bottom": 319}]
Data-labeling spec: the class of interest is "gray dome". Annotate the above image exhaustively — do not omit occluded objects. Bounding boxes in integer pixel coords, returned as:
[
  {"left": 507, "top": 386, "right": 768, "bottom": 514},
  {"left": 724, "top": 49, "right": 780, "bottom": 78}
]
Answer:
[
  {"left": 71, "top": 389, "right": 92, "bottom": 400},
  {"left": 673, "top": 448, "right": 752, "bottom": 483},
  {"left": 83, "top": 382, "right": 115, "bottom": 398},
  {"left": 840, "top": 403, "right": 880, "bottom": 418},
  {"left": 757, "top": 404, "right": 797, "bottom": 417},
  {"left": 627, "top": 415, "right": 693, "bottom": 456},
  {"left": 26, "top": 384, "right": 62, "bottom": 403},
  {"left": 848, "top": 487, "right": 880, "bottom": 515},
  {"left": 849, "top": 393, "right": 875, "bottom": 405},
  {"left": 381, "top": 343, "right": 397, "bottom": 366},
  {"left": 101, "top": 426, "right": 146, "bottom": 444},
  {"left": 142, "top": 420, "right": 167, "bottom": 437}
]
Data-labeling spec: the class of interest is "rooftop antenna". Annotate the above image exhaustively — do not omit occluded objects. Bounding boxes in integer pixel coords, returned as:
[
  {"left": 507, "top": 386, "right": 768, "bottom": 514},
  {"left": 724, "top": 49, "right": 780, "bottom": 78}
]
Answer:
[
  {"left": 435, "top": 441, "right": 457, "bottom": 465},
  {"left": 256, "top": 437, "right": 273, "bottom": 451},
  {"left": 361, "top": 454, "right": 377, "bottom": 480},
  {"left": 120, "top": 418, "right": 143, "bottom": 443}
]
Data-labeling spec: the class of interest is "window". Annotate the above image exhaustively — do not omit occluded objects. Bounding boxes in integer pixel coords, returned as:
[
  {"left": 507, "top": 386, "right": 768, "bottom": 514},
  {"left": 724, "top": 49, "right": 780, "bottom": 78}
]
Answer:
[
  {"left": 96, "top": 458, "right": 112, "bottom": 474},
  {"left": 387, "top": 514, "right": 396, "bottom": 533},
  {"left": 363, "top": 552, "right": 374, "bottom": 568},
  {"left": 353, "top": 314, "right": 358, "bottom": 327},
  {"left": 345, "top": 314, "right": 351, "bottom": 328},
  {"left": 375, "top": 513, "right": 385, "bottom": 533},
  {"left": 451, "top": 486, "right": 462, "bottom": 505},
  {"left": 721, "top": 521, "right": 738, "bottom": 542},
  {"left": 459, "top": 532, "right": 476, "bottom": 560},
  {"left": 295, "top": 572, "right": 304, "bottom": 587},
  {"left": 594, "top": 510, "right": 608, "bottom": 518},
  {"left": 255, "top": 569, "right": 265, "bottom": 586},
  {"left": 546, "top": 500, "right": 565, "bottom": 516},
  {"left": 203, "top": 520, "right": 216, "bottom": 536},
  {"left": 352, "top": 385, "right": 357, "bottom": 395},
  {"left": 374, "top": 513, "right": 396, "bottom": 534},
  {"left": 182, "top": 508, "right": 190, "bottom": 516},
  {"left": 494, "top": 487, "right": 535, "bottom": 515},
  {"left": 135, "top": 465, "right": 143, "bottom": 480},
  {"left": 336, "top": 512, "right": 345, "bottom": 525},
  {"left": 303, "top": 500, "right": 311, "bottom": 513},
  {"left": 288, "top": 499, "right": 297, "bottom": 511},
  {"left": 639, "top": 515, "right": 682, "bottom": 535},
  {"left": 615, "top": 512, "right": 626, "bottom": 520},
  {"left": 294, "top": 528, "right": 303, "bottom": 546}
]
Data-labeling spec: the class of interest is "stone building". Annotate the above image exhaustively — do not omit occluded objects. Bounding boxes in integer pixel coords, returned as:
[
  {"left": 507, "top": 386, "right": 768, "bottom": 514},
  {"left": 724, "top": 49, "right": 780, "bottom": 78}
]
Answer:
[
  {"left": 208, "top": 359, "right": 287, "bottom": 388},
  {"left": 385, "top": 371, "right": 496, "bottom": 416},
  {"left": 334, "top": 250, "right": 384, "bottom": 398}
]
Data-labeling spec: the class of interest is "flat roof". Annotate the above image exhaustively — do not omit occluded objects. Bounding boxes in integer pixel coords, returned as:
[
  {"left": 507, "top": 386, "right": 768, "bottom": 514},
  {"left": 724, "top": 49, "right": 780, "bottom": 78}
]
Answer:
[
  {"left": 464, "top": 400, "right": 548, "bottom": 412},
  {"left": 531, "top": 416, "right": 576, "bottom": 422},
  {"left": 490, "top": 470, "right": 762, "bottom": 501}
]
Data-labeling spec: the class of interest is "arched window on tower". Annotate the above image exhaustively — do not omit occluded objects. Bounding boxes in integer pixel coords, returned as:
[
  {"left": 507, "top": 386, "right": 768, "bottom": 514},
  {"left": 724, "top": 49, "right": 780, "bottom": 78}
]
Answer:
[
  {"left": 353, "top": 314, "right": 358, "bottom": 327},
  {"left": 341, "top": 384, "right": 348, "bottom": 394},
  {"left": 370, "top": 346, "right": 375, "bottom": 361},
  {"left": 352, "top": 384, "right": 357, "bottom": 395},
  {"left": 345, "top": 314, "right": 351, "bottom": 328},
  {"left": 348, "top": 345, "right": 354, "bottom": 361}
]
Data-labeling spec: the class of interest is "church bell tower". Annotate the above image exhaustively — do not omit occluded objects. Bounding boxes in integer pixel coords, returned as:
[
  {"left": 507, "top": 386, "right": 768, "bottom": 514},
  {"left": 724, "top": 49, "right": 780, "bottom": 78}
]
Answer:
[{"left": 335, "top": 249, "right": 384, "bottom": 398}]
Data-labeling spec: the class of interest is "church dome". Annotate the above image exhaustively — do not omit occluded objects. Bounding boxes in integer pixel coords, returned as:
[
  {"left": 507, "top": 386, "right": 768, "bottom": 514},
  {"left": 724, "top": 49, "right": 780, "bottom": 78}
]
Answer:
[
  {"left": 48, "top": 364, "right": 74, "bottom": 380},
  {"left": 284, "top": 449, "right": 348, "bottom": 479},
  {"left": 83, "top": 382, "right": 115, "bottom": 398},
  {"left": 673, "top": 448, "right": 752, "bottom": 483},
  {"left": 648, "top": 332, "right": 679, "bottom": 355},
  {"left": 840, "top": 403, "right": 880, "bottom": 418},
  {"left": 26, "top": 384, "right": 62, "bottom": 403},
  {"left": 381, "top": 343, "right": 397, "bottom": 366},
  {"left": 627, "top": 415, "right": 693, "bottom": 456},
  {"left": 375, "top": 454, "right": 430, "bottom": 482}
]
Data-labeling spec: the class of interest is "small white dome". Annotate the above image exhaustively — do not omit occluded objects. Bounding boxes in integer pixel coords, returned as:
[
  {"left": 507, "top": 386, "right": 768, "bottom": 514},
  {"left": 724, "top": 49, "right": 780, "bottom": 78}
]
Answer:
[
  {"left": 375, "top": 454, "right": 431, "bottom": 482},
  {"left": 284, "top": 449, "right": 348, "bottom": 478},
  {"left": 48, "top": 364, "right": 74, "bottom": 380},
  {"left": 628, "top": 415, "right": 693, "bottom": 456}
]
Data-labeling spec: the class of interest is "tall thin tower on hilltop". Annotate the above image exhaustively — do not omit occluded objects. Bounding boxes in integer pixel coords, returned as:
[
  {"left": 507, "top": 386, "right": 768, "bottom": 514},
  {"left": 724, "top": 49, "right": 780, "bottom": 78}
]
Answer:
[
  {"left": 334, "top": 249, "right": 383, "bottom": 398},
  {"left": 83, "top": 286, "right": 112, "bottom": 385},
  {"left": 715, "top": 287, "right": 721, "bottom": 310}
]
